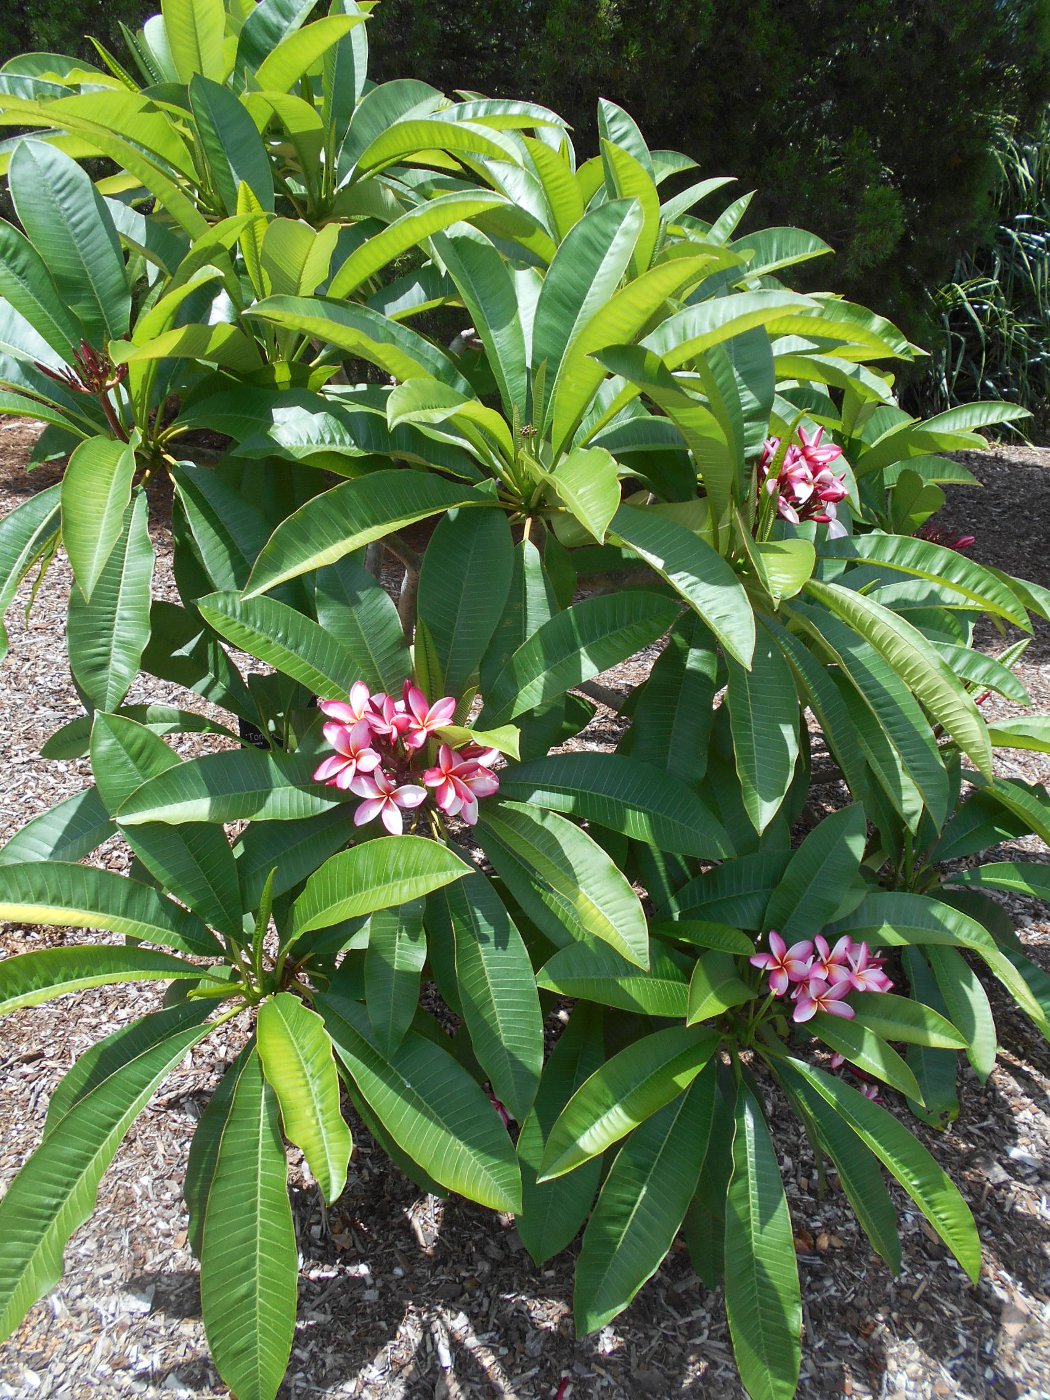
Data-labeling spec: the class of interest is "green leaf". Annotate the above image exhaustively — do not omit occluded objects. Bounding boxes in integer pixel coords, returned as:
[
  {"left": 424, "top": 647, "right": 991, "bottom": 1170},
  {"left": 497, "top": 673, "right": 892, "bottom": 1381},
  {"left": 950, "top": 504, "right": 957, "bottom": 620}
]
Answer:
[
  {"left": 538, "top": 1024, "right": 719, "bottom": 1181},
  {"left": 0, "top": 862, "right": 217, "bottom": 956},
  {"left": 9, "top": 140, "right": 130, "bottom": 344},
  {"left": 257, "top": 992, "right": 352, "bottom": 1204},
  {"left": 686, "top": 951, "right": 756, "bottom": 1025},
  {"left": 669, "top": 850, "right": 790, "bottom": 927},
  {"left": 480, "top": 591, "right": 679, "bottom": 725},
  {"left": 724, "top": 634, "right": 799, "bottom": 834},
  {"left": 90, "top": 713, "right": 244, "bottom": 937},
  {"left": 60, "top": 437, "right": 137, "bottom": 602},
  {"left": 0, "top": 482, "right": 61, "bottom": 661},
  {"left": 500, "top": 751, "right": 730, "bottom": 859},
  {"left": 775, "top": 1061, "right": 900, "bottom": 1272},
  {"left": 417, "top": 508, "right": 515, "bottom": 697},
  {"left": 517, "top": 1004, "right": 604, "bottom": 1264},
  {"left": 0, "top": 786, "right": 111, "bottom": 866},
  {"left": 546, "top": 446, "right": 621, "bottom": 544},
  {"left": 255, "top": 13, "right": 361, "bottom": 93},
  {"left": 478, "top": 801, "right": 649, "bottom": 967},
  {"left": 118, "top": 748, "right": 349, "bottom": 826},
  {"left": 234, "top": 810, "right": 352, "bottom": 909},
  {"left": 197, "top": 591, "right": 362, "bottom": 696},
  {"left": 724, "top": 1083, "right": 801, "bottom": 1400},
  {"left": 313, "top": 557, "right": 412, "bottom": 694},
  {"left": 364, "top": 900, "right": 427, "bottom": 1059},
  {"left": 433, "top": 231, "right": 528, "bottom": 418},
  {"left": 924, "top": 946, "right": 997, "bottom": 1081},
  {"left": 987, "top": 716, "right": 1050, "bottom": 752},
  {"left": 236, "top": 0, "right": 315, "bottom": 71},
  {"left": 651, "top": 919, "right": 755, "bottom": 956},
  {"left": 0, "top": 1007, "right": 213, "bottom": 1344},
  {"left": 820, "top": 533, "right": 1029, "bottom": 628},
  {"left": 829, "top": 891, "right": 1050, "bottom": 1036},
  {"left": 290, "top": 838, "right": 470, "bottom": 940},
  {"left": 532, "top": 199, "right": 643, "bottom": 430},
  {"left": 804, "top": 579, "right": 992, "bottom": 778},
  {"left": 170, "top": 460, "right": 271, "bottom": 593},
  {"left": 848, "top": 991, "right": 967, "bottom": 1050},
  {"left": 945, "top": 860, "right": 1050, "bottom": 902},
  {"left": 781, "top": 1057, "right": 980, "bottom": 1282},
  {"left": 625, "top": 613, "right": 718, "bottom": 787},
  {"left": 0, "top": 219, "right": 82, "bottom": 362},
  {"left": 200, "top": 1049, "right": 298, "bottom": 1400},
  {"left": 244, "top": 296, "right": 468, "bottom": 390},
  {"left": 191, "top": 76, "right": 275, "bottom": 215},
  {"left": 318, "top": 993, "right": 521, "bottom": 1211},
  {"left": 537, "top": 940, "right": 688, "bottom": 1017},
  {"left": 0, "top": 945, "right": 201, "bottom": 1017},
  {"left": 329, "top": 192, "right": 504, "bottom": 300},
  {"left": 809, "top": 1013, "right": 924, "bottom": 1102},
  {"left": 185, "top": 1045, "right": 252, "bottom": 1258},
  {"left": 575, "top": 1070, "right": 717, "bottom": 1333},
  {"left": 67, "top": 492, "right": 154, "bottom": 713},
  {"left": 246, "top": 471, "right": 484, "bottom": 597},
  {"left": 610, "top": 504, "right": 755, "bottom": 667},
  {"left": 763, "top": 805, "right": 867, "bottom": 939},
  {"left": 162, "top": 0, "right": 225, "bottom": 82},
  {"left": 353, "top": 117, "right": 523, "bottom": 176},
  {"left": 428, "top": 873, "right": 543, "bottom": 1122}
]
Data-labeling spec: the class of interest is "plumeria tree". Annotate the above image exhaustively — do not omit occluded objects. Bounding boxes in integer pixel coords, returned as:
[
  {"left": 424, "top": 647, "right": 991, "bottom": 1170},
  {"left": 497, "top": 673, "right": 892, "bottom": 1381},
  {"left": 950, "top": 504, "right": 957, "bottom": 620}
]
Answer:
[{"left": 0, "top": 4, "right": 1049, "bottom": 1400}]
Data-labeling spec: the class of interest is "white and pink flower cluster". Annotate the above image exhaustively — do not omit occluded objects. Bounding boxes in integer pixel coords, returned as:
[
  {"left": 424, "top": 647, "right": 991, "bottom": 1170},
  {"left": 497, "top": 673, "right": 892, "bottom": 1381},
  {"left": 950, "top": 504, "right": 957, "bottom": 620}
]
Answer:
[
  {"left": 313, "top": 681, "right": 499, "bottom": 833},
  {"left": 750, "top": 931, "right": 892, "bottom": 1023},
  {"left": 760, "top": 426, "right": 850, "bottom": 538}
]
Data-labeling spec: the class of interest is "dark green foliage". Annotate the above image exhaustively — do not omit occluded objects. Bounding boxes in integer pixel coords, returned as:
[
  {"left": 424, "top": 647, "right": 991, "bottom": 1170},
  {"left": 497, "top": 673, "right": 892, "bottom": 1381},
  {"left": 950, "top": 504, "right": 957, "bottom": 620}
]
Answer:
[
  {"left": 0, "top": 0, "right": 152, "bottom": 66},
  {"left": 368, "top": 0, "right": 1050, "bottom": 329},
  {"left": 915, "top": 109, "right": 1050, "bottom": 432}
]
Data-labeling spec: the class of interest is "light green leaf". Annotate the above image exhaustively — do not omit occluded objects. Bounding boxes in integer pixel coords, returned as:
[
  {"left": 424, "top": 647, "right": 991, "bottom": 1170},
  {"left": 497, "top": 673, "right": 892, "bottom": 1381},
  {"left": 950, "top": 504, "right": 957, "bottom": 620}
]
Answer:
[
  {"left": 162, "top": 0, "right": 225, "bottom": 82},
  {"left": 118, "top": 749, "right": 350, "bottom": 826},
  {"left": 318, "top": 992, "right": 521, "bottom": 1211},
  {"left": 480, "top": 591, "right": 680, "bottom": 725},
  {"left": 200, "top": 1049, "right": 298, "bottom": 1400},
  {"left": 0, "top": 786, "right": 111, "bottom": 866},
  {"left": 60, "top": 437, "right": 137, "bottom": 602},
  {"left": 724, "top": 1083, "right": 801, "bottom": 1400},
  {"left": 246, "top": 471, "right": 484, "bottom": 597},
  {"left": 848, "top": 991, "right": 967, "bottom": 1050},
  {"left": 0, "top": 482, "right": 61, "bottom": 661},
  {"left": 546, "top": 445, "right": 621, "bottom": 544},
  {"left": 499, "top": 751, "right": 730, "bottom": 859},
  {"left": 67, "top": 492, "right": 154, "bottom": 713},
  {"left": 686, "top": 951, "right": 756, "bottom": 1025},
  {"left": 478, "top": 801, "right": 649, "bottom": 967},
  {"left": 538, "top": 1024, "right": 719, "bottom": 1181},
  {"left": 537, "top": 940, "right": 688, "bottom": 1018},
  {"left": 782, "top": 1057, "right": 980, "bottom": 1282},
  {"left": 290, "top": 839, "right": 470, "bottom": 940},
  {"left": 804, "top": 579, "right": 992, "bottom": 778},
  {"left": 257, "top": 992, "right": 352, "bottom": 1204},
  {"left": 429, "top": 874, "right": 543, "bottom": 1123},
  {"left": 0, "top": 861, "right": 217, "bottom": 956},
  {"left": 364, "top": 900, "right": 427, "bottom": 1059},
  {"left": 610, "top": 504, "right": 755, "bottom": 668},
  {"left": 575, "top": 1069, "right": 717, "bottom": 1333},
  {"left": 0, "top": 945, "right": 201, "bottom": 1017},
  {"left": 809, "top": 1013, "right": 924, "bottom": 1102}
]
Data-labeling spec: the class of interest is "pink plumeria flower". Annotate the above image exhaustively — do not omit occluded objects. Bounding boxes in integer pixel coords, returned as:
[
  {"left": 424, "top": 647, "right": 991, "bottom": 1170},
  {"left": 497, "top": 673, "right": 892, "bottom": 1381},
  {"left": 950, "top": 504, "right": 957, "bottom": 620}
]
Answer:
[
  {"left": 351, "top": 769, "right": 427, "bottom": 834},
  {"left": 797, "top": 424, "right": 844, "bottom": 473},
  {"left": 918, "top": 522, "right": 976, "bottom": 552},
  {"left": 857, "top": 1082, "right": 880, "bottom": 1101},
  {"left": 846, "top": 942, "right": 894, "bottom": 994},
  {"left": 318, "top": 681, "right": 372, "bottom": 727},
  {"left": 812, "top": 934, "right": 854, "bottom": 982},
  {"left": 366, "top": 692, "right": 413, "bottom": 743},
  {"left": 313, "top": 718, "right": 382, "bottom": 790},
  {"left": 792, "top": 973, "right": 856, "bottom": 1023},
  {"left": 422, "top": 744, "right": 500, "bottom": 826},
  {"left": 750, "top": 931, "right": 815, "bottom": 997},
  {"left": 401, "top": 682, "right": 457, "bottom": 751}
]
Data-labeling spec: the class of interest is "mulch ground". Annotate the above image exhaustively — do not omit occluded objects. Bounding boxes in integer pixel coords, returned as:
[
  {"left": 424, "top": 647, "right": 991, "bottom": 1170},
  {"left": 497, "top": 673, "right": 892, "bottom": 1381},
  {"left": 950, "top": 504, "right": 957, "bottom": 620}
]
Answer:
[{"left": 0, "top": 422, "right": 1049, "bottom": 1400}]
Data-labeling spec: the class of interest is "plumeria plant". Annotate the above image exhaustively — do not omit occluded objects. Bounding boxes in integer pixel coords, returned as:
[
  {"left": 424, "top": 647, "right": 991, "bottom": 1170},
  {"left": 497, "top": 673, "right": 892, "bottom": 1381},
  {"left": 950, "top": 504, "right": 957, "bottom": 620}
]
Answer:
[{"left": 0, "top": 4, "right": 1050, "bottom": 1400}]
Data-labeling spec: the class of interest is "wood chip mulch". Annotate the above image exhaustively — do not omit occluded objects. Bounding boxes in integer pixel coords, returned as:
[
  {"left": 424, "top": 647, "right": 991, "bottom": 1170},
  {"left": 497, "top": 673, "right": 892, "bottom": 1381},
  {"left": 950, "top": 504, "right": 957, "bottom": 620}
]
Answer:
[{"left": 1, "top": 423, "right": 1049, "bottom": 1400}]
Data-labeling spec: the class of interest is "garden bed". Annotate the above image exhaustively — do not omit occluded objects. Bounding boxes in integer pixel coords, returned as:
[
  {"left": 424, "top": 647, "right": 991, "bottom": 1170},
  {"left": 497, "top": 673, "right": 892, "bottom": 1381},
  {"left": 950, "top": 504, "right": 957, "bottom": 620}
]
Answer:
[{"left": 1, "top": 420, "right": 1049, "bottom": 1400}]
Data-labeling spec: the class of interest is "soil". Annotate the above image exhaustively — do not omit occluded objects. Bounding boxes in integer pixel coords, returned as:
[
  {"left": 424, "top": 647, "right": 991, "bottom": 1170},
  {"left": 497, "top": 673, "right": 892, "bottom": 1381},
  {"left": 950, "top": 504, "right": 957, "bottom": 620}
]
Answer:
[{"left": 1, "top": 424, "right": 1049, "bottom": 1400}]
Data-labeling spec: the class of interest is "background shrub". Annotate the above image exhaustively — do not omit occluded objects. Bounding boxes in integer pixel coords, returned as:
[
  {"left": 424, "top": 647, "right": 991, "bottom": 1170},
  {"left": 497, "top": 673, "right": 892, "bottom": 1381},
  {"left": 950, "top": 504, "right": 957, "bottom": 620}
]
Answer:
[{"left": 367, "top": 0, "right": 1050, "bottom": 337}]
